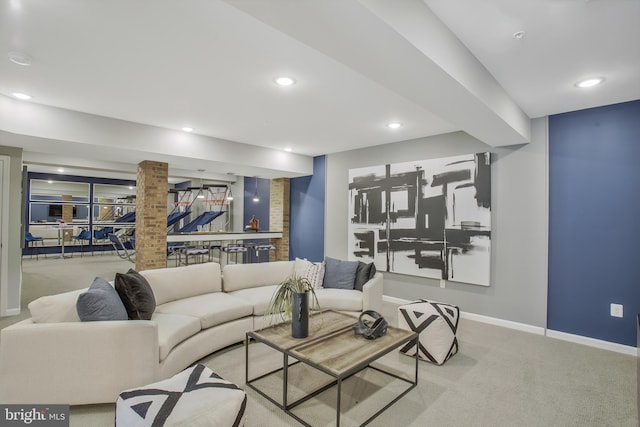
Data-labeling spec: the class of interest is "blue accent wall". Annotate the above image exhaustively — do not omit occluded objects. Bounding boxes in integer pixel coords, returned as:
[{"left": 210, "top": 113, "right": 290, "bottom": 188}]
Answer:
[
  {"left": 290, "top": 155, "right": 325, "bottom": 262},
  {"left": 548, "top": 100, "right": 640, "bottom": 346},
  {"left": 243, "top": 177, "right": 270, "bottom": 230},
  {"left": 243, "top": 177, "right": 270, "bottom": 262}
]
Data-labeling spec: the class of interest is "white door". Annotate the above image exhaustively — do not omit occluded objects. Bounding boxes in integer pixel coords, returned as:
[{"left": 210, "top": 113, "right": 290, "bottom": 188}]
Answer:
[{"left": 0, "top": 156, "right": 10, "bottom": 316}]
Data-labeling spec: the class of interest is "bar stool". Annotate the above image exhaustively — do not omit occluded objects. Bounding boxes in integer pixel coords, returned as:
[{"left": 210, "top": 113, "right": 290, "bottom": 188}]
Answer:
[
  {"left": 72, "top": 229, "right": 93, "bottom": 257},
  {"left": 221, "top": 244, "right": 248, "bottom": 265},
  {"left": 25, "top": 232, "right": 46, "bottom": 260},
  {"left": 178, "top": 246, "right": 209, "bottom": 266},
  {"left": 252, "top": 244, "right": 277, "bottom": 263},
  {"left": 208, "top": 244, "right": 222, "bottom": 263}
]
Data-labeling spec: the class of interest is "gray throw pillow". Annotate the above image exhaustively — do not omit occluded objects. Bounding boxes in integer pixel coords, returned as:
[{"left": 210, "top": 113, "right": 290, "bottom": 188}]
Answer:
[
  {"left": 323, "top": 257, "right": 359, "bottom": 289},
  {"left": 115, "top": 269, "right": 156, "bottom": 320},
  {"left": 353, "top": 261, "right": 377, "bottom": 291},
  {"left": 77, "top": 277, "right": 128, "bottom": 321}
]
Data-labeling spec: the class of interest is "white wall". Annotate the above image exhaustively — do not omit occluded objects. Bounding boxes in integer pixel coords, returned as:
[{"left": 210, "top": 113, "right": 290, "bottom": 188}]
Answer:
[
  {"left": 325, "top": 118, "right": 548, "bottom": 327},
  {"left": 0, "top": 145, "right": 24, "bottom": 315}
]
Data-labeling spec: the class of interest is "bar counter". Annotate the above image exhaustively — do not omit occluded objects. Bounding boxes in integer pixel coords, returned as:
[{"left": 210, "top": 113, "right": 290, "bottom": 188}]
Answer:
[{"left": 167, "top": 230, "right": 282, "bottom": 243}]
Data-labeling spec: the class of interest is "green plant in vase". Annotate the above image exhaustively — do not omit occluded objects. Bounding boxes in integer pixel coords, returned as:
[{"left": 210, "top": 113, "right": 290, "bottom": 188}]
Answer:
[{"left": 265, "top": 275, "right": 320, "bottom": 338}]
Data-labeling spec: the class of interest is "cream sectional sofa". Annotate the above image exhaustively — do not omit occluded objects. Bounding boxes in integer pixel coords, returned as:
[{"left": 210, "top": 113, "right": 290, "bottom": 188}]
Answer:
[{"left": 0, "top": 260, "right": 382, "bottom": 405}]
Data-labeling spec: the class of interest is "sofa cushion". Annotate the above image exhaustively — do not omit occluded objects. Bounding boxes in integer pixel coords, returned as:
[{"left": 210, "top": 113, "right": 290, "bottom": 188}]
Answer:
[
  {"left": 28, "top": 288, "right": 86, "bottom": 323},
  {"left": 115, "top": 269, "right": 156, "bottom": 320},
  {"left": 76, "top": 277, "right": 128, "bottom": 321},
  {"left": 227, "top": 285, "right": 280, "bottom": 316},
  {"left": 294, "top": 258, "right": 325, "bottom": 289},
  {"left": 314, "top": 288, "right": 363, "bottom": 312},
  {"left": 354, "top": 262, "right": 377, "bottom": 291},
  {"left": 156, "top": 293, "right": 253, "bottom": 330},
  {"left": 323, "top": 257, "right": 359, "bottom": 290},
  {"left": 152, "top": 313, "right": 202, "bottom": 361},
  {"left": 222, "top": 261, "right": 294, "bottom": 292},
  {"left": 140, "top": 263, "right": 222, "bottom": 306}
]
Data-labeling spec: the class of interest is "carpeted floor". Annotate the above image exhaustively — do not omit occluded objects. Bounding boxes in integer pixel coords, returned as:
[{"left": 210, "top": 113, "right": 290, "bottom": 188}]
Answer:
[
  {"left": 0, "top": 254, "right": 135, "bottom": 330},
  {"left": 4, "top": 256, "right": 639, "bottom": 426}
]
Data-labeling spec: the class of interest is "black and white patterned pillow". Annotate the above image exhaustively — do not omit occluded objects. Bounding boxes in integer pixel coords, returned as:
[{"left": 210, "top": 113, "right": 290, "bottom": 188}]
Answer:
[{"left": 294, "top": 257, "right": 325, "bottom": 289}]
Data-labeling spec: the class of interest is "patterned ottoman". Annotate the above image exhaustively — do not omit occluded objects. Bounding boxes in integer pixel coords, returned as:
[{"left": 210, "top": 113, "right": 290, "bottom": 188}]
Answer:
[
  {"left": 398, "top": 299, "right": 460, "bottom": 365},
  {"left": 116, "top": 364, "right": 246, "bottom": 427}
]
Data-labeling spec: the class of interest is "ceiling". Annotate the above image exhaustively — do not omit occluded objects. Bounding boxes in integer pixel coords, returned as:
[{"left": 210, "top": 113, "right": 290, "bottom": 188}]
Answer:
[{"left": 1, "top": 0, "right": 638, "bottom": 181}]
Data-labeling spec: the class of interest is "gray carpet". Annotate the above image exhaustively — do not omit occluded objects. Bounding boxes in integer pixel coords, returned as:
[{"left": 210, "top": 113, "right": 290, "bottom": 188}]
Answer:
[
  {"left": 0, "top": 254, "right": 134, "bottom": 330},
  {"left": 3, "top": 256, "right": 638, "bottom": 426}
]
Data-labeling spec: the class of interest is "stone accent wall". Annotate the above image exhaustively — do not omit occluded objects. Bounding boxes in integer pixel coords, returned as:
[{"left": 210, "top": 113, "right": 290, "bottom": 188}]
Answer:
[
  {"left": 61, "top": 194, "right": 73, "bottom": 242},
  {"left": 269, "top": 178, "right": 289, "bottom": 261},
  {"left": 136, "top": 161, "right": 168, "bottom": 271}
]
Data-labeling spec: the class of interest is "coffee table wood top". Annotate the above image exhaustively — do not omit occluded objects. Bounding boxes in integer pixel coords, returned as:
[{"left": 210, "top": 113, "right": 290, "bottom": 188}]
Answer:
[
  {"left": 249, "top": 310, "right": 417, "bottom": 377},
  {"left": 249, "top": 310, "right": 358, "bottom": 351},
  {"left": 291, "top": 325, "right": 415, "bottom": 377}
]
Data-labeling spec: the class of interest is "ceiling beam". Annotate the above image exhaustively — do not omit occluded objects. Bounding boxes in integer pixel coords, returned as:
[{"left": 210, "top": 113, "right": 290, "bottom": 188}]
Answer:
[
  {"left": 0, "top": 95, "right": 313, "bottom": 179},
  {"left": 225, "top": 0, "right": 530, "bottom": 147}
]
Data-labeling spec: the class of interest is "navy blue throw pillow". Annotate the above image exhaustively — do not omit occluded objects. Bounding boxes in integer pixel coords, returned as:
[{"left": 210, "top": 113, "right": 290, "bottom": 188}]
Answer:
[
  {"left": 77, "top": 277, "right": 128, "bottom": 321},
  {"left": 323, "top": 257, "right": 359, "bottom": 290}
]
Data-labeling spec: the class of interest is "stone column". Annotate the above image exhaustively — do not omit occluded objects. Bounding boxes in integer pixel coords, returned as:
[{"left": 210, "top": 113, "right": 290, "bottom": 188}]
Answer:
[
  {"left": 136, "top": 161, "right": 168, "bottom": 271},
  {"left": 98, "top": 197, "right": 113, "bottom": 221},
  {"left": 61, "top": 195, "right": 73, "bottom": 242},
  {"left": 269, "top": 178, "right": 290, "bottom": 261}
]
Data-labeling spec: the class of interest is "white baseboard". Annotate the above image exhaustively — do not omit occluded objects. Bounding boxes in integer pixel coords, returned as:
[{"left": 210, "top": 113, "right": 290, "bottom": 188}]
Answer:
[
  {"left": 546, "top": 329, "right": 637, "bottom": 356},
  {"left": 382, "top": 295, "right": 636, "bottom": 355},
  {"left": 460, "top": 311, "right": 545, "bottom": 336},
  {"left": 383, "top": 295, "right": 411, "bottom": 306},
  {"left": 1, "top": 308, "right": 20, "bottom": 317}
]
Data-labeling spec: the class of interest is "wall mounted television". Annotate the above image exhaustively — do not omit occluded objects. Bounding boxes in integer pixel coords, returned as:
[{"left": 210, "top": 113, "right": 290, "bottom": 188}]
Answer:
[{"left": 48, "top": 205, "right": 77, "bottom": 217}]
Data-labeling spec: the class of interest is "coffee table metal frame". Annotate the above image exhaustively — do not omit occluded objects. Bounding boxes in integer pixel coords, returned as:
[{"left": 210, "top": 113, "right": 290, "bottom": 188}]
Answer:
[{"left": 245, "top": 311, "right": 418, "bottom": 427}]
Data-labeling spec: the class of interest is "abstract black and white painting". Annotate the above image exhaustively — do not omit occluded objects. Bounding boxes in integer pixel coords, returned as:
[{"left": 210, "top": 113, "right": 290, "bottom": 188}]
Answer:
[{"left": 348, "top": 152, "right": 491, "bottom": 286}]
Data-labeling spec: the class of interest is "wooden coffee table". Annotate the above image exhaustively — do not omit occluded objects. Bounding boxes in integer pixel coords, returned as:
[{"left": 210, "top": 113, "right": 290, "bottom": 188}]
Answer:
[{"left": 245, "top": 310, "right": 418, "bottom": 427}]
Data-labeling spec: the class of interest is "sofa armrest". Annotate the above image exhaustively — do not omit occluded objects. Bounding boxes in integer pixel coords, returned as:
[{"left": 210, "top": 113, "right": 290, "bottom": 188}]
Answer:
[
  {"left": 0, "top": 319, "right": 159, "bottom": 405},
  {"left": 362, "top": 272, "right": 383, "bottom": 313}
]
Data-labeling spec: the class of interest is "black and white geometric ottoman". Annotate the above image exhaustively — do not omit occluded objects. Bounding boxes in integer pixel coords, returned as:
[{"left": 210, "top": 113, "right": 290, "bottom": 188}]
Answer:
[
  {"left": 398, "top": 299, "right": 460, "bottom": 365},
  {"left": 116, "top": 364, "right": 247, "bottom": 427}
]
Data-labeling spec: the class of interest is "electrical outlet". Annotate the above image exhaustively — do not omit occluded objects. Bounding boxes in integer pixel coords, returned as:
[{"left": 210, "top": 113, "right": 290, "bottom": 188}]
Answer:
[{"left": 610, "top": 303, "right": 623, "bottom": 318}]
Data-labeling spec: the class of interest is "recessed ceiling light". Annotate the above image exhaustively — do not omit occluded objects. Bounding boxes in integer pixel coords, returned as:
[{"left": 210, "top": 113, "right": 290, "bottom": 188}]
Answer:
[
  {"left": 275, "top": 76, "right": 296, "bottom": 86},
  {"left": 57, "top": 168, "right": 64, "bottom": 173},
  {"left": 513, "top": 31, "right": 525, "bottom": 40},
  {"left": 182, "top": 127, "right": 193, "bottom": 132},
  {"left": 12, "top": 92, "right": 31, "bottom": 100},
  {"left": 576, "top": 77, "right": 605, "bottom": 88},
  {"left": 47, "top": 180, "right": 53, "bottom": 184},
  {"left": 386, "top": 122, "right": 402, "bottom": 129},
  {"left": 128, "top": 186, "right": 134, "bottom": 190},
  {"left": 284, "top": 147, "right": 292, "bottom": 152},
  {"left": 8, "top": 51, "right": 32, "bottom": 66}
]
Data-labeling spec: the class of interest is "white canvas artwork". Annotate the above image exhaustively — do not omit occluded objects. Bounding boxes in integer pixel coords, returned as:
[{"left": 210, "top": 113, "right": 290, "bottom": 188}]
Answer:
[{"left": 348, "top": 152, "right": 491, "bottom": 286}]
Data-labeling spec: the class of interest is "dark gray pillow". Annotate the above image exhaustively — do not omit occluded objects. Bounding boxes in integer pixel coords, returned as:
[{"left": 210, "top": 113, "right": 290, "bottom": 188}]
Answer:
[
  {"left": 77, "top": 277, "right": 128, "bottom": 321},
  {"left": 354, "top": 262, "right": 377, "bottom": 291},
  {"left": 323, "top": 257, "right": 359, "bottom": 289},
  {"left": 115, "top": 269, "right": 156, "bottom": 320}
]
